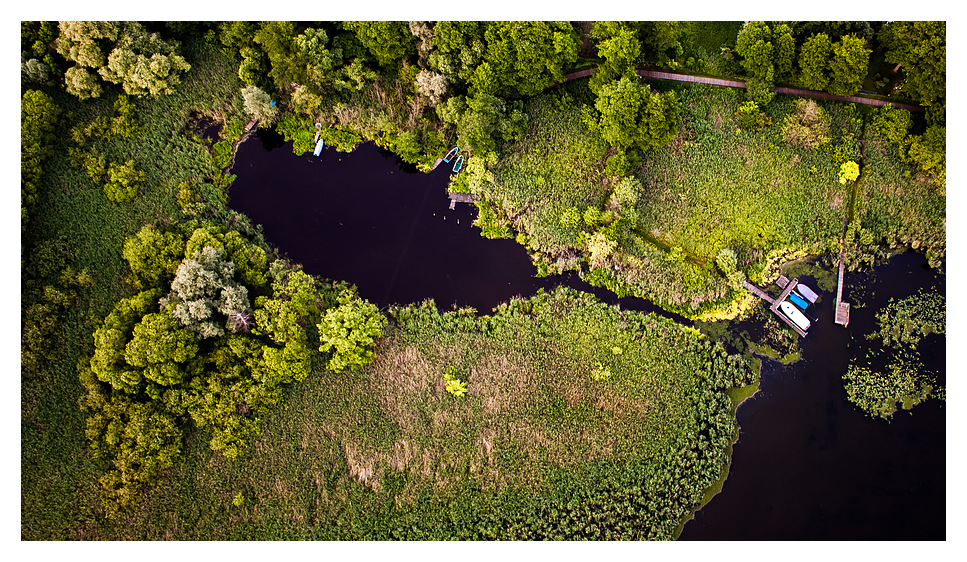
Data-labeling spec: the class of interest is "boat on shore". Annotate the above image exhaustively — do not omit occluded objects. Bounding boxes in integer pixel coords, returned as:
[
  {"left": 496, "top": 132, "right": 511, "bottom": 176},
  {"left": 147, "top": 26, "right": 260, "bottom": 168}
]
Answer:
[
  {"left": 780, "top": 301, "right": 811, "bottom": 331},
  {"left": 452, "top": 154, "right": 464, "bottom": 173},
  {"left": 313, "top": 138, "right": 325, "bottom": 157},
  {"left": 443, "top": 147, "right": 458, "bottom": 163}
]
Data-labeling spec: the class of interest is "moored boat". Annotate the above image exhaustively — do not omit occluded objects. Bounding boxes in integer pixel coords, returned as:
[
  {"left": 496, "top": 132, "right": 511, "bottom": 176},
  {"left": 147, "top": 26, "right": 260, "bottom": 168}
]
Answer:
[
  {"left": 313, "top": 138, "right": 325, "bottom": 156},
  {"left": 452, "top": 154, "right": 464, "bottom": 173},
  {"left": 780, "top": 301, "right": 811, "bottom": 331},
  {"left": 443, "top": 146, "right": 458, "bottom": 163},
  {"left": 789, "top": 292, "right": 810, "bottom": 310},
  {"left": 796, "top": 283, "right": 819, "bottom": 303}
]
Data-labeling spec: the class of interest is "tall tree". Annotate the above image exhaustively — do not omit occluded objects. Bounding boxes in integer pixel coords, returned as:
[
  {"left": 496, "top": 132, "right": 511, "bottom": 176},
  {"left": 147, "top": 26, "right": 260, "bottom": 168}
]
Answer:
[
  {"left": 343, "top": 21, "right": 415, "bottom": 68},
  {"left": 589, "top": 22, "right": 641, "bottom": 93},
  {"left": 594, "top": 76, "right": 680, "bottom": 153},
  {"left": 879, "top": 21, "right": 946, "bottom": 120},
  {"left": 56, "top": 21, "right": 190, "bottom": 99},
  {"left": 828, "top": 34, "right": 871, "bottom": 96},
  {"left": 798, "top": 33, "right": 833, "bottom": 91},
  {"left": 317, "top": 289, "right": 386, "bottom": 373},
  {"left": 476, "top": 21, "right": 579, "bottom": 98}
]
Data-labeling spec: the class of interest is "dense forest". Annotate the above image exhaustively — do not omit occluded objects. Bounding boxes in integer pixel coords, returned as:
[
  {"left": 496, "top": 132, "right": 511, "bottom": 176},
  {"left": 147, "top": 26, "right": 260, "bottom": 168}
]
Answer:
[{"left": 21, "top": 21, "right": 944, "bottom": 540}]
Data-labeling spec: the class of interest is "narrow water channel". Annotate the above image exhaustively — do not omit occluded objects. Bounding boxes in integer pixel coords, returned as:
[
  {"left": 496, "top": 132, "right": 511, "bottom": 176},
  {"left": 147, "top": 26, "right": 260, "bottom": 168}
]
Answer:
[{"left": 228, "top": 131, "right": 945, "bottom": 540}]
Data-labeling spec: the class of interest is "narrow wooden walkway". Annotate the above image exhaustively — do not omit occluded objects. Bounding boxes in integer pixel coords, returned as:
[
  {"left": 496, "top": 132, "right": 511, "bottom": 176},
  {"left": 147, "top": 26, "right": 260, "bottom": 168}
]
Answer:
[
  {"left": 551, "top": 67, "right": 925, "bottom": 113},
  {"left": 834, "top": 217, "right": 851, "bottom": 327},
  {"left": 743, "top": 280, "right": 775, "bottom": 305}
]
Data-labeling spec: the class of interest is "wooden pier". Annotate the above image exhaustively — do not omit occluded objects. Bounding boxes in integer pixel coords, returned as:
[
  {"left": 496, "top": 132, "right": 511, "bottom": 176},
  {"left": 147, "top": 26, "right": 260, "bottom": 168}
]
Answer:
[
  {"left": 833, "top": 218, "right": 851, "bottom": 327},
  {"left": 448, "top": 192, "right": 479, "bottom": 210},
  {"left": 743, "top": 278, "right": 808, "bottom": 338}
]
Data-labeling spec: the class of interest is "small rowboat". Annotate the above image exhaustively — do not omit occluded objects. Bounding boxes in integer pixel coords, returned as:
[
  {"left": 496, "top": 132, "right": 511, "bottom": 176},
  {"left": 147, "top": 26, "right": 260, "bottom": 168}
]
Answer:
[
  {"left": 796, "top": 283, "right": 819, "bottom": 303},
  {"left": 313, "top": 138, "right": 325, "bottom": 156},
  {"left": 452, "top": 154, "right": 464, "bottom": 173},
  {"left": 443, "top": 147, "right": 458, "bottom": 163},
  {"left": 789, "top": 292, "right": 810, "bottom": 310}
]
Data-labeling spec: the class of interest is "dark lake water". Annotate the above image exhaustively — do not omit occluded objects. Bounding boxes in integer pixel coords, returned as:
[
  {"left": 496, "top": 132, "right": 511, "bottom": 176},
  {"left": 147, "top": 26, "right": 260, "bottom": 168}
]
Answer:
[{"left": 228, "top": 130, "right": 945, "bottom": 540}]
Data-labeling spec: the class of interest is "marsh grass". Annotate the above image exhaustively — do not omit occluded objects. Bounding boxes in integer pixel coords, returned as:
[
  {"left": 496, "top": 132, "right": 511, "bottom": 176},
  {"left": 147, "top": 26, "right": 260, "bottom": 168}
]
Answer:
[
  {"left": 21, "top": 38, "right": 247, "bottom": 540},
  {"left": 68, "top": 288, "right": 752, "bottom": 539}
]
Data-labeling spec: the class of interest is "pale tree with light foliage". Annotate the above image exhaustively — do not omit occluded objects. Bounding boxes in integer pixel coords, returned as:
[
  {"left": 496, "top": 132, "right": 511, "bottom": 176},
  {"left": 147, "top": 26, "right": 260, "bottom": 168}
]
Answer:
[
  {"left": 241, "top": 85, "right": 279, "bottom": 125},
  {"left": 161, "top": 247, "right": 252, "bottom": 339},
  {"left": 55, "top": 21, "right": 190, "bottom": 99}
]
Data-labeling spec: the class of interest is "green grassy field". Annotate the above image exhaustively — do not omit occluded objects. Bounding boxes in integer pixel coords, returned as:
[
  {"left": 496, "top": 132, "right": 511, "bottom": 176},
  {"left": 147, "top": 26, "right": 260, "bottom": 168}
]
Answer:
[{"left": 63, "top": 288, "right": 753, "bottom": 540}]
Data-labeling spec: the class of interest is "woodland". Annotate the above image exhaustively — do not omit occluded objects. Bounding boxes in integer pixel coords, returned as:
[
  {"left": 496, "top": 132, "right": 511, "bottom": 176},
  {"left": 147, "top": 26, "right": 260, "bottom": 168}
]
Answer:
[{"left": 21, "top": 20, "right": 944, "bottom": 540}]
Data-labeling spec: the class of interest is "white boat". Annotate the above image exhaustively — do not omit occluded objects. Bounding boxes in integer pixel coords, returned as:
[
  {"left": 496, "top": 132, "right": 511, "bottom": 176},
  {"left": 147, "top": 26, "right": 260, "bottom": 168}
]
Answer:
[
  {"left": 780, "top": 301, "right": 811, "bottom": 331},
  {"left": 797, "top": 283, "right": 819, "bottom": 303},
  {"left": 313, "top": 138, "right": 325, "bottom": 156}
]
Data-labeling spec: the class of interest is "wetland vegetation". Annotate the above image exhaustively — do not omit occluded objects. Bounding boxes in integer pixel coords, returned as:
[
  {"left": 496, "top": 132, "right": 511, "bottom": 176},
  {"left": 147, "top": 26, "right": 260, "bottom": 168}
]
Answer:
[{"left": 21, "top": 20, "right": 944, "bottom": 540}]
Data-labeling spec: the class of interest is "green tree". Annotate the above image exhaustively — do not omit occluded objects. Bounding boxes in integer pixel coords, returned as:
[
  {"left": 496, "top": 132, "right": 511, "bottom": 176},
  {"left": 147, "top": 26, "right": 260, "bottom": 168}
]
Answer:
[
  {"left": 122, "top": 225, "right": 186, "bottom": 290},
  {"left": 56, "top": 21, "right": 190, "bottom": 99},
  {"left": 879, "top": 21, "right": 946, "bottom": 115},
  {"left": 594, "top": 76, "right": 680, "bottom": 152},
  {"left": 828, "top": 34, "right": 871, "bottom": 96},
  {"left": 735, "top": 21, "right": 775, "bottom": 82},
  {"left": 772, "top": 23, "right": 796, "bottom": 83},
  {"left": 798, "top": 33, "right": 832, "bottom": 91},
  {"left": 103, "top": 160, "right": 144, "bottom": 202},
  {"left": 589, "top": 22, "right": 641, "bottom": 93},
  {"left": 124, "top": 309, "right": 199, "bottom": 387},
  {"left": 427, "top": 21, "right": 487, "bottom": 86},
  {"left": 317, "top": 289, "right": 387, "bottom": 373},
  {"left": 906, "top": 125, "right": 946, "bottom": 193},
  {"left": 343, "top": 21, "right": 415, "bottom": 67},
  {"left": 21, "top": 89, "right": 60, "bottom": 229},
  {"left": 476, "top": 21, "right": 578, "bottom": 98}
]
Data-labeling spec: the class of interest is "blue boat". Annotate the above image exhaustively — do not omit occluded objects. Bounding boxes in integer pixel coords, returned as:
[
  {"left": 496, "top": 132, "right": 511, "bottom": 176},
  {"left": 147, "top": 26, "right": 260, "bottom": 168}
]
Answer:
[
  {"left": 797, "top": 283, "right": 819, "bottom": 303},
  {"left": 313, "top": 138, "right": 325, "bottom": 156},
  {"left": 443, "top": 147, "right": 458, "bottom": 163},
  {"left": 789, "top": 292, "right": 810, "bottom": 310},
  {"left": 452, "top": 154, "right": 464, "bottom": 173}
]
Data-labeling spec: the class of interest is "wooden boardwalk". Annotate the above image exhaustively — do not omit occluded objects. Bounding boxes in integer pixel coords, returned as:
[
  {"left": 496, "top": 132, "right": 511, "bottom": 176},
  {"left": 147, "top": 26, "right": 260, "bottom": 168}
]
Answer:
[
  {"left": 448, "top": 192, "right": 479, "bottom": 210},
  {"left": 743, "top": 280, "right": 775, "bottom": 305},
  {"left": 834, "top": 218, "right": 851, "bottom": 327},
  {"left": 550, "top": 67, "right": 925, "bottom": 113}
]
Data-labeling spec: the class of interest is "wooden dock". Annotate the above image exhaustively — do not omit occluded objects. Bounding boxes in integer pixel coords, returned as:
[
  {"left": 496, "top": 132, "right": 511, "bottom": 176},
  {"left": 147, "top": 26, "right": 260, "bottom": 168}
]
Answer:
[
  {"left": 448, "top": 192, "right": 479, "bottom": 210},
  {"left": 743, "top": 281, "right": 775, "bottom": 305},
  {"left": 769, "top": 278, "right": 808, "bottom": 337},
  {"left": 744, "top": 278, "right": 807, "bottom": 338},
  {"left": 833, "top": 218, "right": 851, "bottom": 327}
]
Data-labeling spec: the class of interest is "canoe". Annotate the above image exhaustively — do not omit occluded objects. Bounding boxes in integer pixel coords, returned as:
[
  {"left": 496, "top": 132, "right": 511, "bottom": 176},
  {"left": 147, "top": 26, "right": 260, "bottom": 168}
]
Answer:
[
  {"left": 796, "top": 283, "right": 819, "bottom": 303},
  {"left": 313, "top": 138, "right": 325, "bottom": 156},
  {"left": 452, "top": 155, "right": 464, "bottom": 173},
  {"left": 789, "top": 292, "right": 810, "bottom": 310},
  {"left": 780, "top": 301, "right": 811, "bottom": 331},
  {"left": 443, "top": 147, "right": 458, "bottom": 163}
]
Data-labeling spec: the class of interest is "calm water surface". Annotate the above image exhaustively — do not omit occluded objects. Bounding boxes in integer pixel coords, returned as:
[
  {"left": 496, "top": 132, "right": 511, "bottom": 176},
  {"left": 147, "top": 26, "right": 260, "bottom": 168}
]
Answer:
[{"left": 229, "top": 131, "right": 945, "bottom": 540}]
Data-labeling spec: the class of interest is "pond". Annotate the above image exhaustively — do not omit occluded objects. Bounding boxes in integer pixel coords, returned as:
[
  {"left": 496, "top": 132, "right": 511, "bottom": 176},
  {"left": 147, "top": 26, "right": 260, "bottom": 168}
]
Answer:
[{"left": 228, "top": 130, "right": 945, "bottom": 540}]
